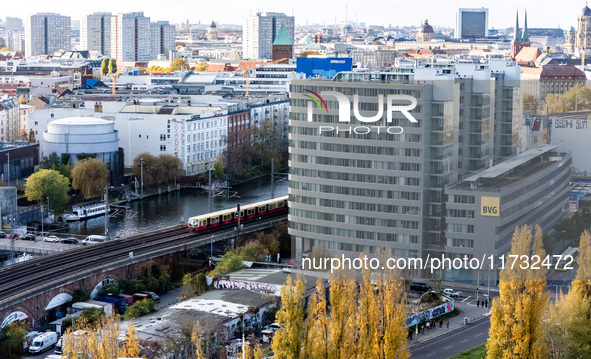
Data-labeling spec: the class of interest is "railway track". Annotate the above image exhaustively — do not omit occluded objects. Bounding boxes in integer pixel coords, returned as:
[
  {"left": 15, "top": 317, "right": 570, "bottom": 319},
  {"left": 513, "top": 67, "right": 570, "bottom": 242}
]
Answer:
[{"left": 0, "top": 214, "right": 288, "bottom": 309}]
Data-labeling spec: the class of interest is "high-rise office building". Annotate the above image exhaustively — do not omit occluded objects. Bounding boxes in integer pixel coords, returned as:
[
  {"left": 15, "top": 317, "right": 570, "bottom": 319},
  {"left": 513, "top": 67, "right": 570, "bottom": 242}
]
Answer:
[
  {"left": 150, "top": 21, "right": 175, "bottom": 59},
  {"left": 455, "top": 8, "right": 488, "bottom": 39},
  {"left": 5, "top": 17, "right": 24, "bottom": 52},
  {"left": 81, "top": 12, "right": 113, "bottom": 56},
  {"left": 110, "top": 12, "right": 151, "bottom": 62},
  {"left": 25, "top": 13, "right": 71, "bottom": 56},
  {"left": 244, "top": 12, "right": 294, "bottom": 59},
  {"left": 288, "top": 57, "right": 522, "bottom": 278}
]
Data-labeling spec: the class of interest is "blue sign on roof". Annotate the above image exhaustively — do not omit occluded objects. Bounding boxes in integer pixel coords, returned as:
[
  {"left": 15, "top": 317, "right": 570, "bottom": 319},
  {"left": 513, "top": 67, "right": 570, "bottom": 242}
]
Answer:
[{"left": 296, "top": 57, "right": 353, "bottom": 79}]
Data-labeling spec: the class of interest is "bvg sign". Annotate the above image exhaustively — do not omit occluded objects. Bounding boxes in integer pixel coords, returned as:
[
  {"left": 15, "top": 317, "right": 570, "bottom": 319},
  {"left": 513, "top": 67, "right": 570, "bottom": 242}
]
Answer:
[{"left": 481, "top": 196, "right": 500, "bottom": 217}]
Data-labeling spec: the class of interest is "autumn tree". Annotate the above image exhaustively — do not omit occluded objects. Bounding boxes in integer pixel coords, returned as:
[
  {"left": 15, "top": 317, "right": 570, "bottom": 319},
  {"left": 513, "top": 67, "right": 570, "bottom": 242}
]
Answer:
[
  {"left": 0, "top": 321, "right": 26, "bottom": 359},
  {"left": 523, "top": 93, "right": 539, "bottom": 113},
  {"left": 213, "top": 157, "right": 225, "bottom": 178},
  {"left": 303, "top": 278, "right": 330, "bottom": 359},
  {"left": 195, "top": 62, "right": 208, "bottom": 71},
  {"left": 132, "top": 153, "right": 162, "bottom": 187},
  {"left": 356, "top": 263, "right": 381, "bottom": 358},
  {"left": 101, "top": 59, "right": 109, "bottom": 77},
  {"left": 28, "top": 128, "right": 36, "bottom": 142},
  {"left": 191, "top": 321, "right": 206, "bottom": 359},
  {"left": 170, "top": 57, "right": 190, "bottom": 72},
  {"left": 71, "top": 158, "right": 109, "bottom": 199},
  {"left": 0, "top": 47, "right": 11, "bottom": 52},
  {"left": 25, "top": 169, "right": 70, "bottom": 210},
  {"left": 159, "top": 154, "right": 183, "bottom": 183},
  {"left": 328, "top": 268, "right": 358, "bottom": 359},
  {"left": 119, "top": 322, "right": 141, "bottom": 358},
  {"left": 487, "top": 225, "right": 549, "bottom": 359},
  {"left": 272, "top": 275, "right": 306, "bottom": 359},
  {"left": 298, "top": 50, "right": 322, "bottom": 57},
  {"left": 108, "top": 58, "right": 117, "bottom": 73}
]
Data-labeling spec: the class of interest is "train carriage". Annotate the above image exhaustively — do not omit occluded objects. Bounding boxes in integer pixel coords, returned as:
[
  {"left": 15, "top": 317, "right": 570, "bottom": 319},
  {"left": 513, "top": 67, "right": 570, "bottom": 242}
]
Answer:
[{"left": 188, "top": 196, "right": 288, "bottom": 231}]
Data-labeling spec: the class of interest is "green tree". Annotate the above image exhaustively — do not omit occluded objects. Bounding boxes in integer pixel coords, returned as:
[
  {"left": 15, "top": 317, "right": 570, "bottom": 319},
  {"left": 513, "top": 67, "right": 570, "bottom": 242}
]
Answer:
[
  {"left": 213, "top": 157, "right": 225, "bottom": 178},
  {"left": 0, "top": 321, "right": 26, "bottom": 359},
  {"left": 170, "top": 57, "right": 190, "bottom": 72},
  {"left": 25, "top": 169, "right": 70, "bottom": 210},
  {"left": 487, "top": 225, "right": 549, "bottom": 359},
  {"left": 123, "top": 299, "right": 157, "bottom": 319},
  {"left": 108, "top": 58, "right": 117, "bottom": 74},
  {"left": 101, "top": 59, "right": 109, "bottom": 77},
  {"left": 272, "top": 275, "right": 306, "bottom": 359},
  {"left": 71, "top": 158, "right": 109, "bottom": 199},
  {"left": 39, "top": 152, "right": 72, "bottom": 179},
  {"left": 183, "top": 272, "right": 208, "bottom": 296}
]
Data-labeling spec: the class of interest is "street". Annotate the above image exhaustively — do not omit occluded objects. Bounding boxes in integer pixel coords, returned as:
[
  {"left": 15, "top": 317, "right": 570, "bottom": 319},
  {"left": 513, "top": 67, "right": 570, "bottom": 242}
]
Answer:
[{"left": 410, "top": 317, "right": 490, "bottom": 359}]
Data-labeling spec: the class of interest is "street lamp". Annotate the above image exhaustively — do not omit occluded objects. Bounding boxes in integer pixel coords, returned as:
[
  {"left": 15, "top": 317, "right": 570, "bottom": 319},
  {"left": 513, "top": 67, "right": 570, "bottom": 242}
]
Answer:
[
  {"left": 140, "top": 158, "right": 144, "bottom": 199},
  {"left": 6, "top": 152, "right": 9, "bottom": 186}
]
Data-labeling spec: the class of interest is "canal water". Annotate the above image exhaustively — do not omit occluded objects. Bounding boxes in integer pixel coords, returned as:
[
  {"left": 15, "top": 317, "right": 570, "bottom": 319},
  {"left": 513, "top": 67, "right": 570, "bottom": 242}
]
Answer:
[{"left": 63, "top": 175, "right": 289, "bottom": 239}]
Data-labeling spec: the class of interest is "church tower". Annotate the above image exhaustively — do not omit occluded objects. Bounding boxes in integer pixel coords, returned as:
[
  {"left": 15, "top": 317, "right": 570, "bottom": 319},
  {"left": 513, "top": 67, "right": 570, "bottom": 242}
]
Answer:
[
  {"left": 575, "top": 3, "right": 591, "bottom": 56},
  {"left": 510, "top": 9, "right": 531, "bottom": 60}
]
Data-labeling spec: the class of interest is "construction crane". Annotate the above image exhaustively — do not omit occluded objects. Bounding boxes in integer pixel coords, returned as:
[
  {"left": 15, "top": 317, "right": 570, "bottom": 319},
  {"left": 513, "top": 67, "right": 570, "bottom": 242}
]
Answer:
[{"left": 243, "top": 58, "right": 288, "bottom": 96}]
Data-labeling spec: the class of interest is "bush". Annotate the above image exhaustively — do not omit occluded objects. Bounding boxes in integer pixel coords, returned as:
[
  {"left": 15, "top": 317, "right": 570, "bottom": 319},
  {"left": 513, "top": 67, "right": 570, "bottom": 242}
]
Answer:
[
  {"left": 209, "top": 251, "right": 246, "bottom": 276},
  {"left": 183, "top": 272, "right": 208, "bottom": 296},
  {"left": 0, "top": 322, "right": 26, "bottom": 359},
  {"left": 98, "top": 282, "right": 120, "bottom": 297},
  {"left": 123, "top": 299, "right": 157, "bottom": 320},
  {"left": 62, "top": 308, "right": 106, "bottom": 333},
  {"left": 71, "top": 288, "right": 91, "bottom": 303}
]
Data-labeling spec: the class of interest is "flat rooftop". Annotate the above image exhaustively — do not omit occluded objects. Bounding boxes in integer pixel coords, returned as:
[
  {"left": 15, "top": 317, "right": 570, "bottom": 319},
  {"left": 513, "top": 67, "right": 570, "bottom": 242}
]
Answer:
[{"left": 450, "top": 144, "right": 567, "bottom": 191}]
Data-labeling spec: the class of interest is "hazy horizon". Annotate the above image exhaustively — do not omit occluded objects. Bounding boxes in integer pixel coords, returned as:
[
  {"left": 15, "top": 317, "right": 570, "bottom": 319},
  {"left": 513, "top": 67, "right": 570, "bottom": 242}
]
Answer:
[{"left": 3, "top": 0, "right": 588, "bottom": 30}]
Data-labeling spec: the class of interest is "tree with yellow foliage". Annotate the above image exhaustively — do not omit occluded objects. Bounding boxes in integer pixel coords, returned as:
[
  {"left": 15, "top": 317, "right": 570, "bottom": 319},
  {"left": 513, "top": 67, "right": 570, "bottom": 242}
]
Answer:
[
  {"left": 303, "top": 278, "right": 329, "bottom": 359},
  {"left": 271, "top": 275, "right": 306, "bottom": 359},
  {"left": 328, "top": 268, "right": 358, "bottom": 359},
  {"left": 253, "top": 344, "right": 265, "bottom": 359},
  {"left": 356, "top": 264, "right": 381, "bottom": 358},
  {"left": 119, "top": 322, "right": 141, "bottom": 358},
  {"left": 487, "top": 225, "right": 549, "bottom": 359},
  {"left": 191, "top": 320, "right": 206, "bottom": 359}
]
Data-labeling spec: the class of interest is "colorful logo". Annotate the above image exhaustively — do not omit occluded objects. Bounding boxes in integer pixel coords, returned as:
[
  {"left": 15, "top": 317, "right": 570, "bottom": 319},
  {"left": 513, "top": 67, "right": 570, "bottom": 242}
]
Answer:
[{"left": 304, "top": 89, "right": 328, "bottom": 113}]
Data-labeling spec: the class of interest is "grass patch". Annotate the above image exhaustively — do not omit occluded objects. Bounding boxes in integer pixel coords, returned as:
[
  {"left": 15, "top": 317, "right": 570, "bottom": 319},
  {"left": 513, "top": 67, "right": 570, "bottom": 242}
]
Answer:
[{"left": 449, "top": 343, "right": 487, "bottom": 359}]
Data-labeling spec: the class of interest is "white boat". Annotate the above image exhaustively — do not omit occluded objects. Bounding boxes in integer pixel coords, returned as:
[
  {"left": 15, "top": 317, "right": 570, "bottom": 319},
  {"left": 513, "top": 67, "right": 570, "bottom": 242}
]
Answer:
[
  {"left": 61, "top": 214, "right": 80, "bottom": 222},
  {"left": 68, "top": 201, "right": 109, "bottom": 221}
]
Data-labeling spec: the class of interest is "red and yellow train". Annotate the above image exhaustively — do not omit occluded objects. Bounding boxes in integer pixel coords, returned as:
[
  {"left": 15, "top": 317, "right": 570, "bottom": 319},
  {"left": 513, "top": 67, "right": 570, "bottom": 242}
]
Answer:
[{"left": 187, "top": 195, "right": 288, "bottom": 231}]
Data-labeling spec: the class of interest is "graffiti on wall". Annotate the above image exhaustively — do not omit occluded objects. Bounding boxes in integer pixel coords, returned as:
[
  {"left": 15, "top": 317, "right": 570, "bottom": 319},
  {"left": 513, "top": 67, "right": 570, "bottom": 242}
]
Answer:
[{"left": 214, "top": 279, "right": 282, "bottom": 296}]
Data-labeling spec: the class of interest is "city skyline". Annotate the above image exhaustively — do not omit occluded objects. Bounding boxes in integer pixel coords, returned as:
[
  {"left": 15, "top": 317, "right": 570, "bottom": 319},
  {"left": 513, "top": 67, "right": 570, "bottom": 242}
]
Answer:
[{"left": 2, "top": 0, "right": 587, "bottom": 30}]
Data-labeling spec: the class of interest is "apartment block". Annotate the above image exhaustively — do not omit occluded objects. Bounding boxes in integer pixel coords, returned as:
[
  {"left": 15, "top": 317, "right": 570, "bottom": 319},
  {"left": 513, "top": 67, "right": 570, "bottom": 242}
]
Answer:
[
  {"left": 81, "top": 12, "right": 113, "bottom": 57},
  {"left": 244, "top": 12, "right": 294, "bottom": 59},
  {"left": 25, "top": 13, "right": 71, "bottom": 56}
]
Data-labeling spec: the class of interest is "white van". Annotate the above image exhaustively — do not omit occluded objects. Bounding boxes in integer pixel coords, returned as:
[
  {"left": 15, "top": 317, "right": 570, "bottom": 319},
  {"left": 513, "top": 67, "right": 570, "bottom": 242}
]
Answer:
[
  {"left": 54, "top": 338, "right": 62, "bottom": 354},
  {"left": 82, "top": 235, "right": 107, "bottom": 245},
  {"left": 29, "top": 331, "right": 58, "bottom": 354}
]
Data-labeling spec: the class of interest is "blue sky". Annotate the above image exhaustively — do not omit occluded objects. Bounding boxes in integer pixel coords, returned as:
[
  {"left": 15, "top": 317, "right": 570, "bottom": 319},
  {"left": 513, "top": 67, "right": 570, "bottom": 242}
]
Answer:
[{"left": 4, "top": 0, "right": 586, "bottom": 29}]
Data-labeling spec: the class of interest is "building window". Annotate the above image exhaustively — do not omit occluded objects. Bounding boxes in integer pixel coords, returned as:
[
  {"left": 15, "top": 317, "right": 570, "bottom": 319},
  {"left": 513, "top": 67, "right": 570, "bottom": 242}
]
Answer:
[
  {"left": 160, "top": 145, "right": 166, "bottom": 151},
  {"left": 161, "top": 134, "right": 167, "bottom": 141},
  {"left": 139, "top": 134, "right": 141, "bottom": 138}
]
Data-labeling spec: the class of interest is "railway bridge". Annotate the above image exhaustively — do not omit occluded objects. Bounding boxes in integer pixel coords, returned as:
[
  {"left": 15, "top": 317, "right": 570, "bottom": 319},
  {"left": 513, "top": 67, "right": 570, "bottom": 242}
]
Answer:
[{"left": 0, "top": 215, "right": 286, "bottom": 329}]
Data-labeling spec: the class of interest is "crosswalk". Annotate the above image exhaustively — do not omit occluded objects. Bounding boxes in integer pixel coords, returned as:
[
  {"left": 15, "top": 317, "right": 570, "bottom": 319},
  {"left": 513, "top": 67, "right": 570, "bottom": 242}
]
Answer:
[{"left": 226, "top": 268, "right": 282, "bottom": 282}]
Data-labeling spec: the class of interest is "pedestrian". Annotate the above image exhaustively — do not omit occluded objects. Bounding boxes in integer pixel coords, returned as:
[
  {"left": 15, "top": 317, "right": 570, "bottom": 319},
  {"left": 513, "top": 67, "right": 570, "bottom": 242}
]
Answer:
[
  {"left": 477, "top": 299, "right": 480, "bottom": 308},
  {"left": 439, "top": 319, "right": 443, "bottom": 328},
  {"left": 485, "top": 299, "right": 488, "bottom": 308},
  {"left": 447, "top": 320, "right": 449, "bottom": 329},
  {"left": 409, "top": 330, "right": 413, "bottom": 340}
]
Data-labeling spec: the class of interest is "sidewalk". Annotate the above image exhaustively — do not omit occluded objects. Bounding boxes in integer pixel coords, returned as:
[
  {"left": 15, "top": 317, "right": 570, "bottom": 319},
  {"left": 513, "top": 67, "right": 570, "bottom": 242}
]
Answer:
[{"left": 408, "top": 301, "right": 491, "bottom": 345}]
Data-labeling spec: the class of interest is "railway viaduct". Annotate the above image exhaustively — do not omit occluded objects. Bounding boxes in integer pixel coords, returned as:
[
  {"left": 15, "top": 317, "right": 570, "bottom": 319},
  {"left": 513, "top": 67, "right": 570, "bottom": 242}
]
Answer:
[{"left": 0, "top": 216, "right": 286, "bottom": 329}]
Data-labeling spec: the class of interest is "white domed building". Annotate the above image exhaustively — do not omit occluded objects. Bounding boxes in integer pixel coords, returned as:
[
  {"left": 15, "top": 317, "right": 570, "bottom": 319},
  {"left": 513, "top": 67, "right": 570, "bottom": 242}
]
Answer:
[{"left": 42, "top": 117, "right": 123, "bottom": 176}]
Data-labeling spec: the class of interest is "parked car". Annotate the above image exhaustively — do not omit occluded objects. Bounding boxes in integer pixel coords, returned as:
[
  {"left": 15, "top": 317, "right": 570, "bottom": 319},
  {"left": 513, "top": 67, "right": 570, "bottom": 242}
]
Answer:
[
  {"left": 0, "top": 231, "right": 6, "bottom": 238},
  {"left": 61, "top": 237, "right": 79, "bottom": 245},
  {"left": 443, "top": 288, "right": 460, "bottom": 298},
  {"left": 143, "top": 291, "right": 160, "bottom": 303},
  {"left": 21, "top": 233, "right": 36, "bottom": 241},
  {"left": 410, "top": 282, "right": 432, "bottom": 293},
  {"left": 43, "top": 235, "right": 60, "bottom": 242}
]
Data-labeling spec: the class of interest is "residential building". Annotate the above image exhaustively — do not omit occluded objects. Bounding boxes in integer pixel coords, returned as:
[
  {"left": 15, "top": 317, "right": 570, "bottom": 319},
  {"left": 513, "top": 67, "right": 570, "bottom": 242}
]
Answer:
[
  {"left": 445, "top": 144, "right": 570, "bottom": 281},
  {"left": 455, "top": 8, "right": 488, "bottom": 39},
  {"left": 550, "top": 114, "right": 591, "bottom": 175},
  {"left": 288, "top": 57, "right": 522, "bottom": 274},
  {"left": 25, "top": 13, "right": 71, "bottom": 56},
  {"left": 150, "top": 21, "right": 175, "bottom": 60},
  {"left": 0, "top": 98, "right": 20, "bottom": 142},
  {"left": 350, "top": 50, "right": 396, "bottom": 69},
  {"left": 81, "top": 12, "right": 113, "bottom": 56},
  {"left": 244, "top": 12, "right": 294, "bottom": 59},
  {"left": 110, "top": 12, "right": 151, "bottom": 62}
]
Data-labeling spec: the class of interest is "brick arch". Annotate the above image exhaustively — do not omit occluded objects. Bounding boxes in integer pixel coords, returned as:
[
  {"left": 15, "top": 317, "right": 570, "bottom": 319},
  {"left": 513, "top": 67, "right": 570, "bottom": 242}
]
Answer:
[
  {"left": 90, "top": 275, "right": 120, "bottom": 298},
  {"left": 2, "top": 305, "right": 36, "bottom": 325},
  {"left": 42, "top": 288, "right": 75, "bottom": 312}
]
